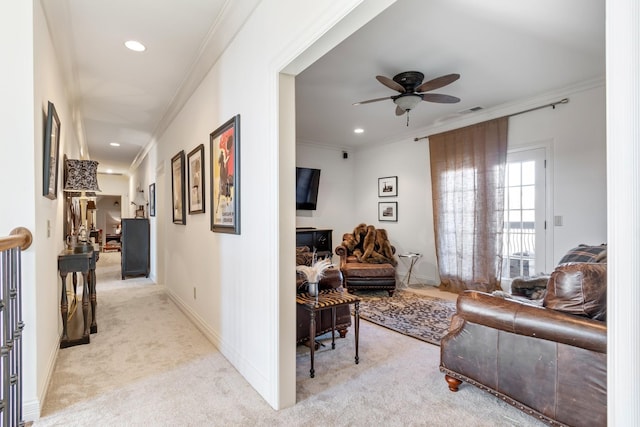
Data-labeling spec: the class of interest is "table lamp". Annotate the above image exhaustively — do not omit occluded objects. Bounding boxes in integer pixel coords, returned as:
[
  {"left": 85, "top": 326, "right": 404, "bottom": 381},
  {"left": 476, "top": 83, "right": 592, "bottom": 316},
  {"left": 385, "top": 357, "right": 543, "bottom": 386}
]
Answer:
[
  {"left": 132, "top": 188, "right": 146, "bottom": 218},
  {"left": 63, "top": 159, "right": 101, "bottom": 253}
]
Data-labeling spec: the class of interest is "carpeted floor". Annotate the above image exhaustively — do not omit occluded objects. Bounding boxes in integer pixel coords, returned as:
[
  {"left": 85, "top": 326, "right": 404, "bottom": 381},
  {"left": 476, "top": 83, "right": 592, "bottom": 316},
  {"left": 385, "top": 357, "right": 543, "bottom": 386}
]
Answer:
[
  {"left": 32, "top": 252, "right": 546, "bottom": 426},
  {"left": 355, "top": 290, "right": 456, "bottom": 346}
]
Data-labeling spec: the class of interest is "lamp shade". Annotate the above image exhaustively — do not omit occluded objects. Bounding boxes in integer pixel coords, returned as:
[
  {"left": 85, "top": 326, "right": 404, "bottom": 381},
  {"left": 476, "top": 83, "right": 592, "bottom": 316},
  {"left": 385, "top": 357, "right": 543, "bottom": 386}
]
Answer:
[
  {"left": 133, "top": 190, "right": 145, "bottom": 206},
  {"left": 393, "top": 94, "right": 422, "bottom": 111},
  {"left": 64, "top": 159, "right": 101, "bottom": 192}
]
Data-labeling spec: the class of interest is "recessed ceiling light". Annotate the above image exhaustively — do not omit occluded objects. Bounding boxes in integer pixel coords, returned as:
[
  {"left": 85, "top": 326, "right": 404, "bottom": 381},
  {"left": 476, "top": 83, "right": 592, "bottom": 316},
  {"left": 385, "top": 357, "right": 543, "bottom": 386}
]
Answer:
[
  {"left": 106, "top": 169, "right": 113, "bottom": 174},
  {"left": 125, "top": 40, "right": 146, "bottom": 52},
  {"left": 109, "top": 142, "right": 120, "bottom": 147},
  {"left": 354, "top": 128, "right": 364, "bottom": 134}
]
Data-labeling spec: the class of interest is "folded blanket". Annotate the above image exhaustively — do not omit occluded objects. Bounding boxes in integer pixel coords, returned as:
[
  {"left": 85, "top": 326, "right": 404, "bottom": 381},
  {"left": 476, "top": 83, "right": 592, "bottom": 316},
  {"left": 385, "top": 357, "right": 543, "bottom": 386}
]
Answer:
[{"left": 341, "top": 223, "right": 397, "bottom": 266}]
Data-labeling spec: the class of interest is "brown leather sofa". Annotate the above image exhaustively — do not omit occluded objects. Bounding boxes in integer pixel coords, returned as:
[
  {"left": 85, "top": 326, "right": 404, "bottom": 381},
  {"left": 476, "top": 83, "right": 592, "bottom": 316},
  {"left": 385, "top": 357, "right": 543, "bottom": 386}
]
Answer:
[
  {"left": 440, "top": 262, "right": 607, "bottom": 427},
  {"left": 296, "top": 250, "right": 351, "bottom": 344}
]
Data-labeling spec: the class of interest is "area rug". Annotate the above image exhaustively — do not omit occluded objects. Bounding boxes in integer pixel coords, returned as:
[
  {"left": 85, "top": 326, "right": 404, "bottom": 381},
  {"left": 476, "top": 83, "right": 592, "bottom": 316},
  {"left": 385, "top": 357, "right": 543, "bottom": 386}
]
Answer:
[{"left": 355, "top": 290, "right": 456, "bottom": 346}]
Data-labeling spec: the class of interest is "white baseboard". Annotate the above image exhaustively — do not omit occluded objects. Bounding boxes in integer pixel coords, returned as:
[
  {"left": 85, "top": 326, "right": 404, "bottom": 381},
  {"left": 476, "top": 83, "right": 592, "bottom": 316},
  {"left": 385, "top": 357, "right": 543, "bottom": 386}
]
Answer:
[{"left": 23, "top": 335, "right": 60, "bottom": 422}]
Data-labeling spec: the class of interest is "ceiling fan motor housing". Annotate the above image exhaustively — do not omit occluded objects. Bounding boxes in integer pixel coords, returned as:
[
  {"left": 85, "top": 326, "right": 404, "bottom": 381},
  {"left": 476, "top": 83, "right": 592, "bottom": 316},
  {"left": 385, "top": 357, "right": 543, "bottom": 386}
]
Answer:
[{"left": 393, "top": 71, "right": 425, "bottom": 91}]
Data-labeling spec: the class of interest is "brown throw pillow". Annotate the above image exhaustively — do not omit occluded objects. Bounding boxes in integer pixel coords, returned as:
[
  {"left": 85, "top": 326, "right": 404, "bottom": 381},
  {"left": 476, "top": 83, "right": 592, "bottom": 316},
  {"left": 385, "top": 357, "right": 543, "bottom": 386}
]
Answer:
[{"left": 543, "top": 263, "right": 607, "bottom": 321}]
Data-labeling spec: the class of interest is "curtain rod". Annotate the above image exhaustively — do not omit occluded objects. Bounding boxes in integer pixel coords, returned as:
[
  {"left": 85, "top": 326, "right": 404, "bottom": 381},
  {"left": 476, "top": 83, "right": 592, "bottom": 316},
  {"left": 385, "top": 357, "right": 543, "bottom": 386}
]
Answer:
[{"left": 414, "top": 97, "right": 569, "bottom": 142}]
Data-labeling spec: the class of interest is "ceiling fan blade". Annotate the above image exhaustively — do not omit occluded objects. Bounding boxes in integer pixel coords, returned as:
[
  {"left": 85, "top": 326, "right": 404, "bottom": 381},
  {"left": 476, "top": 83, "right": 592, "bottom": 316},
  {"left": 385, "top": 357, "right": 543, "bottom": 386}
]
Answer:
[
  {"left": 353, "top": 96, "right": 392, "bottom": 106},
  {"left": 395, "top": 105, "right": 406, "bottom": 116},
  {"left": 416, "top": 73, "right": 460, "bottom": 93},
  {"left": 422, "top": 93, "right": 461, "bottom": 104},
  {"left": 376, "top": 75, "right": 405, "bottom": 93}
]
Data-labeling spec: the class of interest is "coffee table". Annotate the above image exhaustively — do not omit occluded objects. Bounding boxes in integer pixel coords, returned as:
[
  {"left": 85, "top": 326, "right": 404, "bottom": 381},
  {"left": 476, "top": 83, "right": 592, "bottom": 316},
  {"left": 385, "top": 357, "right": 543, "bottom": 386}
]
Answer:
[{"left": 296, "top": 289, "right": 361, "bottom": 378}]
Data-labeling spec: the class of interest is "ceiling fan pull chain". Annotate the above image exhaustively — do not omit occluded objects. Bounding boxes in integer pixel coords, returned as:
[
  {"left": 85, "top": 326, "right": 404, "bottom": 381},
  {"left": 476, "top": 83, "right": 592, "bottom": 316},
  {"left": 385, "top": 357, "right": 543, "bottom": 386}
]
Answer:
[{"left": 406, "top": 112, "right": 410, "bottom": 127}]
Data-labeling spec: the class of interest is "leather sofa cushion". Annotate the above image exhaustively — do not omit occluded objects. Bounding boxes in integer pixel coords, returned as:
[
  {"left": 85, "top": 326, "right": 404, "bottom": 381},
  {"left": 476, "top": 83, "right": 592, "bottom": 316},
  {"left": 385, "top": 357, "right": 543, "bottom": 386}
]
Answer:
[
  {"left": 342, "top": 262, "right": 395, "bottom": 278},
  {"left": 543, "top": 263, "right": 607, "bottom": 321}
]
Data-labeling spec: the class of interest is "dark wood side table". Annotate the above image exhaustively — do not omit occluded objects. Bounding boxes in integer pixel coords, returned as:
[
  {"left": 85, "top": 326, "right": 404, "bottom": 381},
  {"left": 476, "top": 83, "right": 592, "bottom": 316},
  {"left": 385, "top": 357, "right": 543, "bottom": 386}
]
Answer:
[
  {"left": 57, "top": 249, "right": 98, "bottom": 348},
  {"left": 296, "top": 289, "right": 360, "bottom": 378}
]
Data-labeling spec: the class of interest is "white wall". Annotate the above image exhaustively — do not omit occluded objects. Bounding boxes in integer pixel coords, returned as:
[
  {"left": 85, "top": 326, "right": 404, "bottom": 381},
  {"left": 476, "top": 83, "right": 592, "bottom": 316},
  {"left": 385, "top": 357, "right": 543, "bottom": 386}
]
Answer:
[
  {"left": 131, "top": 0, "right": 395, "bottom": 410},
  {"left": 0, "top": 1, "right": 38, "bottom": 417},
  {"left": 298, "top": 83, "right": 606, "bottom": 286},
  {"left": 353, "top": 137, "right": 439, "bottom": 282}
]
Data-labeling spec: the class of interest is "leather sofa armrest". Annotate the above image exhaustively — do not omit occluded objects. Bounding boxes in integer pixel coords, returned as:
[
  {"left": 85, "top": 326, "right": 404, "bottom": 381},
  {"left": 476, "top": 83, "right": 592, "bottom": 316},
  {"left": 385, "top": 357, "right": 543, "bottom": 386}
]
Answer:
[{"left": 456, "top": 291, "right": 607, "bottom": 353}]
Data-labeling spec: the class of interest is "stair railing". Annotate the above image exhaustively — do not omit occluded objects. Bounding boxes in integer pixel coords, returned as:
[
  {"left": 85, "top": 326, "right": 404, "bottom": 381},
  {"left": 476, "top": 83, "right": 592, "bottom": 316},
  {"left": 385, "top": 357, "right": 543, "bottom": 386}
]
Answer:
[{"left": 0, "top": 227, "right": 32, "bottom": 427}]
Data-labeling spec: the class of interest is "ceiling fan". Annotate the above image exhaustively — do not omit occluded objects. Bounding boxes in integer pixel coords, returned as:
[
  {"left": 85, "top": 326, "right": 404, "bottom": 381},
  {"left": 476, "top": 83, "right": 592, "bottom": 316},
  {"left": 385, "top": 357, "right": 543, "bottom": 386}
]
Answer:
[{"left": 354, "top": 71, "right": 461, "bottom": 124}]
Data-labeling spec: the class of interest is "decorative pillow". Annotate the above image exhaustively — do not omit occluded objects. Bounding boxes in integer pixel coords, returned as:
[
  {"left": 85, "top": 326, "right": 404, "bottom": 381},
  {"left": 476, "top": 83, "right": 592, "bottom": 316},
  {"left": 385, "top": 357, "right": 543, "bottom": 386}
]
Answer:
[
  {"left": 543, "top": 262, "right": 607, "bottom": 321},
  {"left": 557, "top": 244, "right": 607, "bottom": 265}
]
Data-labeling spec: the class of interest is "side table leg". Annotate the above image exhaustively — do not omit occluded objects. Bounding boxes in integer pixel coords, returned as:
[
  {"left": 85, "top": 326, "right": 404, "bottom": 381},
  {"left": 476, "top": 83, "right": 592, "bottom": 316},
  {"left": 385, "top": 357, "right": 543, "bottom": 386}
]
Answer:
[
  {"left": 309, "top": 309, "right": 315, "bottom": 378},
  {"left": 90, "top": 267, "right": 98, "bottom": 333},
  {"left": 354, "top": 301, "right": 360, "bottom": 364},
  {"left": 60, "top": 272, "right": 69, "bottom": 342},
  {"left": 331, "top": 307, "right": 336, "bottom": 350},
  {"left": 81, "top": 271, "right": 90, "bottom": 337}
]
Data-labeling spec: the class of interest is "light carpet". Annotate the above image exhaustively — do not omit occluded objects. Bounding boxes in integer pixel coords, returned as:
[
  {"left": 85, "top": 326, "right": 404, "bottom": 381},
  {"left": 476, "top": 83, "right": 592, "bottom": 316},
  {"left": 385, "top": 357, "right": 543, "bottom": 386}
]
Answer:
[
  {"left": 33, "top": 252, "right": 545, "bottom": 426},
  {"left": 355, "top": 290, "right": 456, "bottom": 346}
]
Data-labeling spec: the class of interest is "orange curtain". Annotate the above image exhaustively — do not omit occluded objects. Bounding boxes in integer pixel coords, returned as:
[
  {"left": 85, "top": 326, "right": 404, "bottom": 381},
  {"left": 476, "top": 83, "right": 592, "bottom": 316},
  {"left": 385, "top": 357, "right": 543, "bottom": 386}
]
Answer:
[{"left": 429, "top": 118, "right": 508, "bottom": 293}]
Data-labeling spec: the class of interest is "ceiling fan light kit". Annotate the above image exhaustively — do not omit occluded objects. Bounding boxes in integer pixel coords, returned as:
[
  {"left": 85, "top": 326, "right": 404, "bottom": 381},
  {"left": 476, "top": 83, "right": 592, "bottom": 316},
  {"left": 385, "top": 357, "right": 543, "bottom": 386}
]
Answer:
[
  {"left": 356, "top": 70, "right": 461, "bottom": 125},
  {"left": 393, "top": 93, "right": 422, "bottom": 112}
]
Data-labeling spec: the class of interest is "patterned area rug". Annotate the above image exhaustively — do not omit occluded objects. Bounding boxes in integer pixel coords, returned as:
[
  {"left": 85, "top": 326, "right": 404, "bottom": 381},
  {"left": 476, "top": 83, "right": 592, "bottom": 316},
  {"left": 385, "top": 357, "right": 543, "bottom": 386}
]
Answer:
[{"left": 355, "top": 290, "right": 456, "bottom": 346}]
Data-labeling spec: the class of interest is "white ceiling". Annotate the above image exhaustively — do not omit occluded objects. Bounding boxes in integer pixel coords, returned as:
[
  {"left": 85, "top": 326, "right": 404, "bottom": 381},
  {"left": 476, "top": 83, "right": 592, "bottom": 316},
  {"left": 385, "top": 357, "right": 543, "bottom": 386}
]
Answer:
[{"left": 43, "top": 0, "right": 605, "bottom": 174}]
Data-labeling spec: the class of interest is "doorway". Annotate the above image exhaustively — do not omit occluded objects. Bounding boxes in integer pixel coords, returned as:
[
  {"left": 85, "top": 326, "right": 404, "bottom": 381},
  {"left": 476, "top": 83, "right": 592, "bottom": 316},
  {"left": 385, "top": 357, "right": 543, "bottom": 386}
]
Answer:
[{"left": 501, "top": 147, "right": 548, "bottom": 284}]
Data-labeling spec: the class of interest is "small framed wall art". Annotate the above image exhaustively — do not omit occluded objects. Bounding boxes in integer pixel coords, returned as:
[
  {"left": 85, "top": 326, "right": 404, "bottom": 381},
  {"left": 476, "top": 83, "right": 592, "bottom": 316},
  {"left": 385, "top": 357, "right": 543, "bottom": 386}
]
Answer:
[
  {"left": 149, "top": 183, "right": 156, "bottom": 217},
  {"left": 171, "top": 150, "right": 186, "bottom": 225},
  {"left": 43, "top": 101, "right": 61, "bottom": 199},
  {"left": 378, "top": 201, "right": 398, "bottom": 222},
  {"left": 378, "top": 176, "right": 397, "bottom": 197},
  {"left": 187, "top": 144, "right": 205, "bottom": 214},
  {"left": 210, "top": 114, "right": 240, "bottom": 234}
]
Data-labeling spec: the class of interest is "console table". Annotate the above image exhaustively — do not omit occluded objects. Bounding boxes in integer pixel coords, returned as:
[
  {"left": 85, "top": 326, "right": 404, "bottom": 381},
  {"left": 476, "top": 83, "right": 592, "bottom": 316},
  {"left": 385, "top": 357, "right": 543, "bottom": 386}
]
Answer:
[
  {"left": 57, "top": 249, "right": 98, "bottom": 348},
  {"left": 296, "top": 289, "right": 360, "bottom": 378}
]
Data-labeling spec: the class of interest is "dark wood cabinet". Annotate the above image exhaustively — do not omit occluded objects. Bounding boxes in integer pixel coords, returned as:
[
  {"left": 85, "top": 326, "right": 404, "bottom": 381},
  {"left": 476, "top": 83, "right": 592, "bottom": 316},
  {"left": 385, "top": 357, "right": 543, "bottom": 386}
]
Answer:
[
  {"left": 296, "top": 228, "right": 333, "bottom": 259},
  {"left": 121, "top": 218, "right": 150, "bottom": 279}
]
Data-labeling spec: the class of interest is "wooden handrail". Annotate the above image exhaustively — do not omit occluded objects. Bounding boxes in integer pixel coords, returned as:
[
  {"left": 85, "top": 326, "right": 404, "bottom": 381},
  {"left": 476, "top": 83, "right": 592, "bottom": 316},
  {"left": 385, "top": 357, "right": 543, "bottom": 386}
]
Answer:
[{"left": 0, "top": 227, "right": 33, "bottom": 252}]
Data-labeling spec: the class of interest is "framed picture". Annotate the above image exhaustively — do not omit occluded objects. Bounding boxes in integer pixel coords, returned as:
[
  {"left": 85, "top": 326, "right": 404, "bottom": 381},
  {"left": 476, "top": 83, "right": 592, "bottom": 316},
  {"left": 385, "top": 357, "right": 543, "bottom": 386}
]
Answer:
[
  {"left": 187, "top": 144, "right": 205, "bottom": 214},
  {"left": 378, "top": 201, "right": 398, "bottom": 222},
  {"left": 210, "top": 114, "right": 240, "bottom": 234},
  {"left": 43, "top": 101, "right": 61, "bottom": 199},
  {"left": 378, "top": 176, "right": 397, "bottom": 197},
  {"left": 149, "top": 183, "right": 156, "bottom": 217},
  {"left": 171, "top": 151, "right": 186, "bottom": 225}
]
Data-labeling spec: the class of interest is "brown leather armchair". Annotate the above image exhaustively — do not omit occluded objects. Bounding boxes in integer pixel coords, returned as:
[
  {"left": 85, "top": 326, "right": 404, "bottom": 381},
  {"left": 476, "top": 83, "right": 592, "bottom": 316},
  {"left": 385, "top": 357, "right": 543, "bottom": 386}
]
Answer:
[
  {"left": 440, "top": 262, "right": 607, "bottom": 427},
  {"left": 334, "top": 225, "right": 397, "bottom": 296},
  {"left": 296, "top": 248, "right": 351, "bottom": 345}
]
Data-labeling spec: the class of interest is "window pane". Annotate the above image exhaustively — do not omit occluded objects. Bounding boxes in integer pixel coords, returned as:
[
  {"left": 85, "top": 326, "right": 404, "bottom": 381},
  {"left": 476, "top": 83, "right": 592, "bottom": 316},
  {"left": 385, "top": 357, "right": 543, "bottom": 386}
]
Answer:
[
  {"left": 522, "top": 161, "right": 536, "bottom": 185},
  {"left": 522, "top": 185, "right": 535, "bottom": 209},
  {"left": 508, "top": 163, "right": 521, "bottom": 186},
  {"left": 509, "top": 187, "right": 521, "bottom": 209},
  {"left": 508, "top": 210, "right": 521, "bottom": 224},
  {"left": 522, "top": 209, "right": 535, "bottom": 223}
]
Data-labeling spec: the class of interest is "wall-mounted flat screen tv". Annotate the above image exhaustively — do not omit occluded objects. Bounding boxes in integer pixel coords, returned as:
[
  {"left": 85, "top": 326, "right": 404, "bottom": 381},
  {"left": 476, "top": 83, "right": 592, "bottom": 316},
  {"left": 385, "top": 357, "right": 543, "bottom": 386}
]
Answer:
[{"left": 296, "top": 167, "right": 321, "bottom": 210}]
